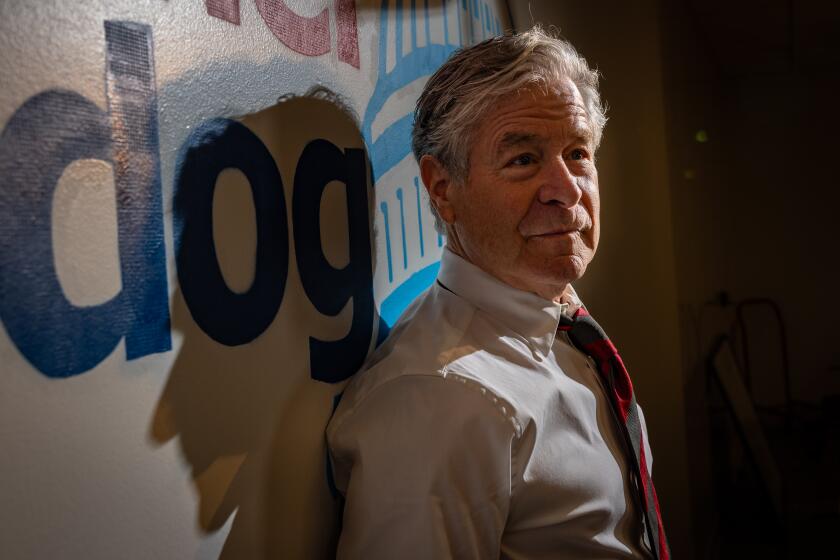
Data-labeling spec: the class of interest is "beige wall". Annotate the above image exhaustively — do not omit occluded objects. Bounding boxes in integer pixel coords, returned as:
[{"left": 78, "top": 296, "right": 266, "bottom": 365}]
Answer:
[{"left": 510, "top": 2, "right": 695, "bottom": 557}]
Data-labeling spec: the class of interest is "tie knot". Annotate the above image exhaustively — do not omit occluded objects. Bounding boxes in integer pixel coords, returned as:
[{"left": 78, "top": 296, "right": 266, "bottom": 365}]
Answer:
[{"left": 558, "top": 308, "right": 613, "bottom": 363}]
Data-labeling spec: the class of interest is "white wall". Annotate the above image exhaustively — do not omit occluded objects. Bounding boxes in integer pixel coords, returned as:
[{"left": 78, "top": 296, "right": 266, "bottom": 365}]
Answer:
[{"left": 0, "top": 1, "right": 510, "bottom": 557}]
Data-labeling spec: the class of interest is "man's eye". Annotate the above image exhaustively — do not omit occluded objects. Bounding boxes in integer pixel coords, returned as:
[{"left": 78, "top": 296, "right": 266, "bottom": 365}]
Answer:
[
  {"left": 569, "top": 148, "right": 588, "bottom": 161},
  {"left": 508, "top": 154, "right": 535, "bottom": 166}
]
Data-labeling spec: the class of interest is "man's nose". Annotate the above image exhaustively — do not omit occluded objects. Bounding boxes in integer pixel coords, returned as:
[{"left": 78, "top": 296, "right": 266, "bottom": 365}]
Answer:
[{"left": 538, "top": 155, "right": 582, "bottom": 207}]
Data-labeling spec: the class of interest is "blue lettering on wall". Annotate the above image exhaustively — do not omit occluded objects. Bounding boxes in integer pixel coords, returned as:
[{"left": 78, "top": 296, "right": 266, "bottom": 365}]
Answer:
[
  {"left": 293, "top": 140, "right": 374, "bottom": 383},
  {"left": 104, "top": 21, "right": 172, "bottom": 363},
  {"left": 0, "top": 21, "right": 171, "bottom": 378},
  {"left": 173, "top": 118, "right": 289, "bottom": 346},
  {"left": 0, "top": 1, "right": 506, "bottom": 378}
]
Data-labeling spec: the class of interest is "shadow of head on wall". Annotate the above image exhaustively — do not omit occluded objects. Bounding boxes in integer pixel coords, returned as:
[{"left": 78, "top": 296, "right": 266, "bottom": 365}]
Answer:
[{"left": 149, "top": 88, "right": 381, "bottom": 559}]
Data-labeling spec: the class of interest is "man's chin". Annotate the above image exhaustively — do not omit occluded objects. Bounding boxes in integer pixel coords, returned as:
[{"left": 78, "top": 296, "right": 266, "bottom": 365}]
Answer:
[{"left": 542, "top": 254, "right": 589, "bottom": 284}]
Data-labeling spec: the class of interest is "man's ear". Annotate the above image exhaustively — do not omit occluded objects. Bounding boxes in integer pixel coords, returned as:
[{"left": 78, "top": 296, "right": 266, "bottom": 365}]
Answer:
[{"left": 419, "top": 154, "right": 457, "bottom": 225}]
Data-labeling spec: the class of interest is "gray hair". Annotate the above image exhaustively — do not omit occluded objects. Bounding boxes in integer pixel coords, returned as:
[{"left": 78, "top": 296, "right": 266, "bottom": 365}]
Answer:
[{"left": 411, "top": 26, "right": 607, "bottom": 233}]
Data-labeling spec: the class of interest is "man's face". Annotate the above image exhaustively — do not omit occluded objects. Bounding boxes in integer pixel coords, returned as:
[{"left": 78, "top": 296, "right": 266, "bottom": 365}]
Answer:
[{"left": 445, "top": 79, "right": 601, "bottom": 300}]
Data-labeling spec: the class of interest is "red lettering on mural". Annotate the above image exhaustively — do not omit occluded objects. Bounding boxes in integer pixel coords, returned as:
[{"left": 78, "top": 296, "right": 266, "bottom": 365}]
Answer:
[
  {"left": 335, "top": 0, "right": 360, "bottom": 69},
  {"left": 204, "top": 0, "right": 359, "bottom": 68},
  {"left": 254, "top": 0, "right": 330, "bottom": 57},
  {"left": 205, "top": 0, "right": 241, "bottom": 25}
]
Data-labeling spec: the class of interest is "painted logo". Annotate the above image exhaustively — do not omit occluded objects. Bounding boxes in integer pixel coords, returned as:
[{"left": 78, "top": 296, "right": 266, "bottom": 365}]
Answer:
[{"left": 363, "top": 0, "right": 504, "bottom": 328}]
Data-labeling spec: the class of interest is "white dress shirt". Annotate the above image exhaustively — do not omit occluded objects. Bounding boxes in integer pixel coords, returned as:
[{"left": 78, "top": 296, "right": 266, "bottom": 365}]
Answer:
[{"left": 326, "top": 248, "right": 655, "bottom": 559}]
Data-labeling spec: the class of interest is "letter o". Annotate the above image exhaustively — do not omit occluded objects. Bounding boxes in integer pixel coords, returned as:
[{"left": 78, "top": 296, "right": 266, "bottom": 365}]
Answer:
[{"left": 173, "top": 118, "right": 289, "bottom": 345}]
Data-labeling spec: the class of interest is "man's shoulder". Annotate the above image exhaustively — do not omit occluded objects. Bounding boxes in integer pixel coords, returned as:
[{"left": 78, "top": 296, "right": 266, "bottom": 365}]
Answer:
[
  {"left": 324, "top": 295, "right": 524, "bottom": 498},
  {"left": 327, "top": 284, "right": 537, "bottom": 441},
  {"left": 335, "top": 285, "right": 475, "bottom": 412}
]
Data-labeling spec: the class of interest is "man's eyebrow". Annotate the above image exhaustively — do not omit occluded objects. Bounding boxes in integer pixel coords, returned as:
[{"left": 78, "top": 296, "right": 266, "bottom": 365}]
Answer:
[
  {"left": 571, "top": 126, "right": 595, "bottom": 147},
  {"left": 494, "top": 127, "right": 595, "bottom": 157},
  {"left": 495, "top": 132, "right": 543, "bottom": 157}
]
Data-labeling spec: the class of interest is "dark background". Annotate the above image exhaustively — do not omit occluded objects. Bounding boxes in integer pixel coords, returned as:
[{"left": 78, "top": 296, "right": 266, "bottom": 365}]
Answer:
[{"left": 511, "top": 1, "right": 840, "bottom": 557}]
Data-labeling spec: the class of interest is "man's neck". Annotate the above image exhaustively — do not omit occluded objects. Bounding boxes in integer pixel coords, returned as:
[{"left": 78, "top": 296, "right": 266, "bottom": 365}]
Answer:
[{"left": 443, "top": 240, "right": 580, "bottom": 312}]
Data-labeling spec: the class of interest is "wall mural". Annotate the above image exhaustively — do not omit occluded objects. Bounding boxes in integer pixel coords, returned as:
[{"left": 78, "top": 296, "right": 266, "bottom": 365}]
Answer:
[{"left": 0, "top": 0, "right": 509, "bottom": 557}]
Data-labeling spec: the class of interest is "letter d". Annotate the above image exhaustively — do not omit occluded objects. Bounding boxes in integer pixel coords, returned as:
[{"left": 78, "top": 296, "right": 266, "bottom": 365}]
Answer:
[{"left": 0, "top": 21, "right": 170, "bottom": 378}]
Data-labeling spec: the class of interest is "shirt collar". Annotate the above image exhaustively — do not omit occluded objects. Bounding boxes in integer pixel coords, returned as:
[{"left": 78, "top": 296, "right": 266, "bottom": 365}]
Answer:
[{"left": 437, "top": 247, "right": 583, "bottom": 357}]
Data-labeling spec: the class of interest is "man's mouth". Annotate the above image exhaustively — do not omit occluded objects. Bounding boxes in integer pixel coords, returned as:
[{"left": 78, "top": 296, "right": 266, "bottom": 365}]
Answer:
[{"left": 533, "top": 228, "right": 578, "bottom": 238}]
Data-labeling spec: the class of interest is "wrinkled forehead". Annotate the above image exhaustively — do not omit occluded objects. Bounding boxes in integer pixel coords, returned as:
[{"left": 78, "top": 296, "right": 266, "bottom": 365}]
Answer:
[
  {"left": 545, "top": 75, "right": 587, "bottom": 105},
  {"left": 476, "top": 80, "right": 593, "bottom": 139},
  {"left": 524, "top": 77, "right": 588, "bottom": 114},
  {"left": 478, "top": 78, "right": 589, "bottom": 122}
]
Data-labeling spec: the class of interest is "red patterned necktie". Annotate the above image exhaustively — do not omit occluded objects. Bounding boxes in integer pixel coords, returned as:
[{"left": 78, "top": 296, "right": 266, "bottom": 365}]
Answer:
[{"left": 558, "top": 306, "right": 670, "bottom": 560}]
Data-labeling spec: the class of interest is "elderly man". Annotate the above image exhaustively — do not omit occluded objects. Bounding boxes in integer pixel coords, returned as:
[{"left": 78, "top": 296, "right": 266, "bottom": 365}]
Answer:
[{"left": 326, "top": 28, "right": 669, "bottom": 559}]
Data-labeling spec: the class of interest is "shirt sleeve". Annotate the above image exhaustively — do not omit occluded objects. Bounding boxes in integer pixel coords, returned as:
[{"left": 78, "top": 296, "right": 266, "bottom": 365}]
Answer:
[{"left": 327, "top": 374, "right": 518, "bottom": 560}]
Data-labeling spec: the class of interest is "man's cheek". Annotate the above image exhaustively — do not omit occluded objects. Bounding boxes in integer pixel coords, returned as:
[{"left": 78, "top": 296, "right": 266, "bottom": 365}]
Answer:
[{"left": 588, "top": 225, "right": 600, "bottom": 253}]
